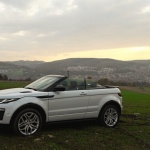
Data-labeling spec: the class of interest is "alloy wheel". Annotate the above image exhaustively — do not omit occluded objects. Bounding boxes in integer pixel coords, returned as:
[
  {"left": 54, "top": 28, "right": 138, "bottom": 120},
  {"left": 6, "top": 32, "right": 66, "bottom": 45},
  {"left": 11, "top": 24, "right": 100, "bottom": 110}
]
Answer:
[
  {"left": 18, "top": 112, "right": 40, "bottom": 136},
  {"left": 104, "top": 108, "right": 118, "bottom": 127}
]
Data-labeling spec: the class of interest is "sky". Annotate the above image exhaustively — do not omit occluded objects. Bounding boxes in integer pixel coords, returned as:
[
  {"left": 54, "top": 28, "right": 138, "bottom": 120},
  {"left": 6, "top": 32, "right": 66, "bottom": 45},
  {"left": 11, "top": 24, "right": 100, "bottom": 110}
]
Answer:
[{"left": 0, "top": 0, "right": 150, "bottom": 62}]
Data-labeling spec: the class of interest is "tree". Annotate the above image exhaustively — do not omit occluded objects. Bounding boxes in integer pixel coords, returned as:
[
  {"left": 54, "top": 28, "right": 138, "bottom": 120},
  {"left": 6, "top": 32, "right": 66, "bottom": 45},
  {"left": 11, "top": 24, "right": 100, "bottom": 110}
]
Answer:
[
  {"left": 3, "top": 75, "right": 8, "bottom": 80},
  {"left": 87, "top": 76, "right": 92, "bottom": 79},
  {"left": 0, "top": 74, "right": 2, "bottom": 80},
  {"left": 98, "top": 78, "right": 110, "bottom": 85}
]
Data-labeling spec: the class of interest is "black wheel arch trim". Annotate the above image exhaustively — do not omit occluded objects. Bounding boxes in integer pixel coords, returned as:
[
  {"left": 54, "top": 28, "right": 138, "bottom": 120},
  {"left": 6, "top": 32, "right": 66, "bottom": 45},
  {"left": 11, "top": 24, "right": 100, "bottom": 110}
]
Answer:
[
  {"left": 10, "top": 103, "right": 47, "bottom": 125},
  {"left": 99, "top": 100, "right": 122, "bottom": 117}
]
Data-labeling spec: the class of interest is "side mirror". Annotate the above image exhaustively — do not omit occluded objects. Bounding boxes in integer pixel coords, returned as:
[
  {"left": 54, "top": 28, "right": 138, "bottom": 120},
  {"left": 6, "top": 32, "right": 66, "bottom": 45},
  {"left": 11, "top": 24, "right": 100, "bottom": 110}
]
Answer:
[{"left": 54, "top": 85, "right": 65, "bottom": 91}]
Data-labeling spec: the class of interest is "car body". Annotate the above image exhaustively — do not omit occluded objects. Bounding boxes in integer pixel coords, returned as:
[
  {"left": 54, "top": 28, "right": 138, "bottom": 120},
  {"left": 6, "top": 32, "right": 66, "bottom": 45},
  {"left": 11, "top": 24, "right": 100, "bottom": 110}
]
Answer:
[{"left": 0, "top": 75, "right": 123, "bottom": 136}]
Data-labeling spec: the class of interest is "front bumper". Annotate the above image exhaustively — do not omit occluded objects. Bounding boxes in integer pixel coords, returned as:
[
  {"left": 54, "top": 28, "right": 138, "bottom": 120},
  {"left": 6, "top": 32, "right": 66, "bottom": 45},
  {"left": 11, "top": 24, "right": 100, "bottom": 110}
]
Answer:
[
  {"left": 0, "top": 103, "right": 14, "bottom": 124},
  {"left": 0, "top": 108, "right": 5, "bottom": 120}
]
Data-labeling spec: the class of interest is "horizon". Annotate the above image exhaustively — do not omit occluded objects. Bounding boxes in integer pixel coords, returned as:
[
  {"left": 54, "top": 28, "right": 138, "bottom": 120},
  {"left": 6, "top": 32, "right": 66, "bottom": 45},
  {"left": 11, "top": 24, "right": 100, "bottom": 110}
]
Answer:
[
  {"left": 0, "top": 0, "right": 150, "bottom": 61},
  {"left": 2, "top": 57, "right": 150, "bottom": 63}
]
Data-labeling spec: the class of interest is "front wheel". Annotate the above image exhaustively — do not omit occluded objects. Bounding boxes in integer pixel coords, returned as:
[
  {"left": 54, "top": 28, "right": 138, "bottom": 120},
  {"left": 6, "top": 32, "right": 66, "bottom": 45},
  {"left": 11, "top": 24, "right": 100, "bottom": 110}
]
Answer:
[
  {"left": 99, "top": 105, "right": 119, "bottom": 127},
  {"left": 12, "top": 108, "right": 42, "bottom": 136}
]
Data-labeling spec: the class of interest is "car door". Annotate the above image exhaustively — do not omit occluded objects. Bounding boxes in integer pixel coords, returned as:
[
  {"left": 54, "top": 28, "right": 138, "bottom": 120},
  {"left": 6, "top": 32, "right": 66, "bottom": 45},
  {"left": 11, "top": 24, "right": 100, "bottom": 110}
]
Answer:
[
  {"left": 85, "top": 79, "right": 105, "bottom": 118},
  {"left": 48, "top": 78, "right": 90, "bottom": 122}
]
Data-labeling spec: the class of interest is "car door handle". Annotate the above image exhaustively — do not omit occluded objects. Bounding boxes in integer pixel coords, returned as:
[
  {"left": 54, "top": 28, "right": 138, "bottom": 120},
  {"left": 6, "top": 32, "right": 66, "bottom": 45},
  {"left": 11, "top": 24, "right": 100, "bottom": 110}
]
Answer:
[{"left": 80, "top": 92, "right": 87, "bottom": 96}]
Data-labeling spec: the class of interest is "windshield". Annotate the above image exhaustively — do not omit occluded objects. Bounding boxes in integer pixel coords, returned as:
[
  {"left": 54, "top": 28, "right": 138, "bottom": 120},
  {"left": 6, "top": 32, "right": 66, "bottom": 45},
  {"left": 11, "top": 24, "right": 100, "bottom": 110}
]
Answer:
[{"left": 25, "top": 76, "right": 61, "bottom": 91}]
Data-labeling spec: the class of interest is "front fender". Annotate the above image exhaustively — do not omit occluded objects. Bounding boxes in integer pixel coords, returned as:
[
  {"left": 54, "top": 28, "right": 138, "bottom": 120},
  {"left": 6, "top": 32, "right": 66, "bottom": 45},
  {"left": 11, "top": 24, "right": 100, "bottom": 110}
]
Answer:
[{"left": 0, "top": 97, "right": 48, "bottom": 124}]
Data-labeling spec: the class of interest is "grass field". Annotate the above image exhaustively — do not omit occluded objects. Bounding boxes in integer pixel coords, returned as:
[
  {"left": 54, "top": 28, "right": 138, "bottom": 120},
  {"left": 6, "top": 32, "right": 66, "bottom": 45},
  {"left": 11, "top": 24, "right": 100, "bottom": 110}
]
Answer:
[
  {"left": 0, "top": 81, "right": 30, "bottom": 90},
  {"left": 0, "top": 81, "right": 150, "bottom": 150}
]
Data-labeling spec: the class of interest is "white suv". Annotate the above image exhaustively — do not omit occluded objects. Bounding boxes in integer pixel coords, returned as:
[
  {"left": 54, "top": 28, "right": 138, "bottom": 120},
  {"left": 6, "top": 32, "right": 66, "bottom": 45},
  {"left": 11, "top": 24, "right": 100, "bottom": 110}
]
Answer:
[{"left": 0, "top": 75, "right": 122, "bottom": 136}]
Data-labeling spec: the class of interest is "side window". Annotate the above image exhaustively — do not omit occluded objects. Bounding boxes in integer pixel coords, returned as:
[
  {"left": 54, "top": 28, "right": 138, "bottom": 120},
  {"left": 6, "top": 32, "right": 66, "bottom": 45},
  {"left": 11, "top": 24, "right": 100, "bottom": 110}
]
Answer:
[
  {"left": 86, "top": 79, "right": 105, "bottom": 89},
  {"left": 59, "top": 78, "right": 85, "bottom": 91},
  {"left": 60, "top": 78, "right": 70, "bottom": 91},
  {"left": 86, "top": 79, "right": 97, "bottom": 89}
]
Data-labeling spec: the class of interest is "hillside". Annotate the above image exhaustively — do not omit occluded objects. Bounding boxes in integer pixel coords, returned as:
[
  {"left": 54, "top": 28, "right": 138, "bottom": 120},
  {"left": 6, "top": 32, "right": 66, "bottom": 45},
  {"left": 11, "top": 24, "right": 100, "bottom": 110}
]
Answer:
[
  {"left": 0, "top": 62, "right": 41, "bottom": 80},
  {"left": 0, "top": 58, "right": 150, "bottom": 82},
  {"left": 7, "top": 60, "right": 44, "bottom": 68},
  {"left": 35, "top": 58, "right": 133, "bottom": 73},
  {"left": 35, "top": 58, "right": 150, "bottom": 83}
]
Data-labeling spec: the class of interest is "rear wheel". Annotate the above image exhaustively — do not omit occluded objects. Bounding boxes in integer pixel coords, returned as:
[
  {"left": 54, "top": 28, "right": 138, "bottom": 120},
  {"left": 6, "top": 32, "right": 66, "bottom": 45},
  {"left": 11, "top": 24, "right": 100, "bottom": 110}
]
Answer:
[
  {"left": 12, "top": 108, "right": 42, "bottom": 136},
  {"left": 99, "top": 105, "right": 119, "bottom": 127}
]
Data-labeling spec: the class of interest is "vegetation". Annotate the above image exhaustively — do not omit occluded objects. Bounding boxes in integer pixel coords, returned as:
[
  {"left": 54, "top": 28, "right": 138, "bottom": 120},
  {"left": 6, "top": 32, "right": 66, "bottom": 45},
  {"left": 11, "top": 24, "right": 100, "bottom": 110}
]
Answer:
[
  {"left": 1, "top": 58, "right": 150, "bottom": 83},
  {"left": 0, "top": 74, "right": 8, "bottom": 81},
  {"left": 98, "top": 78, "right": 150, "bottom": 87},
  {"left": 0, "top": 81, "right": 150, "bottom": 150},
  {"left": 0, "top": 81, "right": 29, "bottom": 90}
]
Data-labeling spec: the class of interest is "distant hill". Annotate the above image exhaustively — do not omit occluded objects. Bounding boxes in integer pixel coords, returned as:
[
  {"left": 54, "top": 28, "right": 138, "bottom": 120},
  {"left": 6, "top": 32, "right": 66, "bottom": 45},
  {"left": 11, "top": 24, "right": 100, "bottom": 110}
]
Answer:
[
  {"left": 131, "top": 60, "right": 150, "bottom": 64},
  {"left": 34, "top": 58, "right": 150, "bottom": 82},
  {"left": 7, "top": 60, "right": 45, "bottom": 68},
  {"left": 1, "top": 58, "right": 150, "bottom": 82},
  {"left": 34, "top": 58, "right": 137, "bottom": 73},
  {"left": 0, "top": 61, "right": 42, "bottom": 80}
]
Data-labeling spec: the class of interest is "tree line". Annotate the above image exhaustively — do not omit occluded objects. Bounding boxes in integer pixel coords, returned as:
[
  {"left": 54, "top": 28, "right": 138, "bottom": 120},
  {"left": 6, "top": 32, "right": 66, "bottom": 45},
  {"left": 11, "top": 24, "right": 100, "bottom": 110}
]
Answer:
[
  {"left": 0, "top": 74, "right": 8, "bottom": 80},
  {"left": 98, "top": 78, "right": 150, "bottom": 87}
]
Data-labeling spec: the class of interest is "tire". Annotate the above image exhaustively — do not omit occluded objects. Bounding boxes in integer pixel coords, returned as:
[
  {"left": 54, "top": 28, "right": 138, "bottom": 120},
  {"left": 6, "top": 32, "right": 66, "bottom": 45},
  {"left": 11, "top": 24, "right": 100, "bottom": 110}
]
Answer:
[
  {"left": 99, "top": 105, "right": 119, "bottom": 127},
  {"left": 12, "top": 108, "right": 42, "bottom": 136}
]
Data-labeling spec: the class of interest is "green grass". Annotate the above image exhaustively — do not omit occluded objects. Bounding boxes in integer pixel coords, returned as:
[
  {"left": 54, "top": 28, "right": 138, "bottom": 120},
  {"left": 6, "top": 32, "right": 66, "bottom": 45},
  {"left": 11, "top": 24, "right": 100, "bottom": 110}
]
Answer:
[
  {"left": 121, "top": 89, "right": 150, "bottom": 115},
  {"left": 0, "top": 82, "right": 150, "bottom": 150},
  {"left": 0, "top": 81, "right": 29, "bottom": 90},
  {"left": 121, "top": 89, "right": 150, "bottom": 101}
]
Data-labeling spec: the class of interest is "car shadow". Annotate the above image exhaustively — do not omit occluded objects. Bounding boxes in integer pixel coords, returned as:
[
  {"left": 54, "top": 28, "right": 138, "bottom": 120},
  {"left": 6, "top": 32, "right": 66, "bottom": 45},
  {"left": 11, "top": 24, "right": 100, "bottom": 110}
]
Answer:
[
  {"left": 1, "top": 117, "right": 149, "bottom": 137},
  {"left": 42, "top": 119, "right": 100, "bottom": 132},
  {"left": 0, "top": 119, "right": 100, "bottom": 137},
  {"left": 0, "top": 125, "right": 13, "bottom": 136}
]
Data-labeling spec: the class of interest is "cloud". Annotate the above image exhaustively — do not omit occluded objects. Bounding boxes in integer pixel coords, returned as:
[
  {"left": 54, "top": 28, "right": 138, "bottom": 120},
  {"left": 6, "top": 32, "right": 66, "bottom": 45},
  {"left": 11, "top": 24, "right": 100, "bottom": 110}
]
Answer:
[
  {"left": 0, "top": 2, "right": 6, "bottom": 12},
  {"left": 12, "top": 31, "right": 28, "bottom": 36},
  {"left": 0, "top": 0, "right": 150, "bottom": 61},
  {"left": 0, "top": 37, "right": 9, "bottom": 41},
  {"left": 140, "top": 6, "right": 150, "bottom": 14},
  {"left": 0, "top": 0, "right": 78, "bottom": 17}
]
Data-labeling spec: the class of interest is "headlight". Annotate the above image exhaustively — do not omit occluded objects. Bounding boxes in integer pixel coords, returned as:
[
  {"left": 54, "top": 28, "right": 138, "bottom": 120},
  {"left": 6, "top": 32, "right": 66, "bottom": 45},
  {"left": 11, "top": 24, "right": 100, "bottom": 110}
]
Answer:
[{"left": 0, "top": 98, "right": 20, "bottom": 104}]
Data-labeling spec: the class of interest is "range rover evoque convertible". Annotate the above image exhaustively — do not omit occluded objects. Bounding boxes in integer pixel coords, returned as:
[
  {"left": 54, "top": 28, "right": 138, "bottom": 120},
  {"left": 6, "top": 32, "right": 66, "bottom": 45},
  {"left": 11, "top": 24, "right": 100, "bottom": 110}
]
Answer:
[{"left": 0, "top": 75, "right": 123, "bottom": 136}]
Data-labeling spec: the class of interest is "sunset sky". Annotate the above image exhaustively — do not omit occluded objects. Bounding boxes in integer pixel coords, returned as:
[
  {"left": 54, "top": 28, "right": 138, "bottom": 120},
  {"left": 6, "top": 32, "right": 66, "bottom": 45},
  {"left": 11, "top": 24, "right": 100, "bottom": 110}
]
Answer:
[{"left": 0, "top": 0, "right": 150, "bottom": 62}]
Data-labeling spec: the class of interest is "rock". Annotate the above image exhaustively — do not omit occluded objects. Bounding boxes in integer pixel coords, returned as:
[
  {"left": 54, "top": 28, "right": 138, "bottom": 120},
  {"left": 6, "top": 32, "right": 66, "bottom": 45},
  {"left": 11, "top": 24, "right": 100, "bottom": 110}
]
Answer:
[
  {"left": 48, "top": 134, "right": 55, "bottom": 138},
  {"left": 34, "top": 138, "right": 41, "bottom": 142}
]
